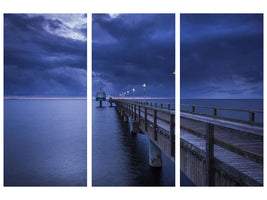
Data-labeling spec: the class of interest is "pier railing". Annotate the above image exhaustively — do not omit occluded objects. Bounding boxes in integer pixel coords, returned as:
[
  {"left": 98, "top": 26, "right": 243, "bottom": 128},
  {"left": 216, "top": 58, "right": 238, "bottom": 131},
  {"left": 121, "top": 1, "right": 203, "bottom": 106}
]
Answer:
[
  {"left": 111, "top": 99, "right": 175, "bottom": 159},
  {"left": 137, "top": 101, "right": 175, "bottom": 110},
  {"left": 181, "top": 104, "right": 263, "bottom": 126},
  {"left": 180, "top": 113, "right": 263, "bottom": 186}
]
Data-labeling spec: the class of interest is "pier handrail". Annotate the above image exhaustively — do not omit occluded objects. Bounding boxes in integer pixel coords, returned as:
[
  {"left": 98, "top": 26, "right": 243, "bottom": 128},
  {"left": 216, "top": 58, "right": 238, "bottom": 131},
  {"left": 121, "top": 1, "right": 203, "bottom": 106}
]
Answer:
[
  {"left": 180, "top": 113, "right": 263, "bottom": 186},
  {"left": 181, "top": 104, "right": 263, "bottom": 126},
  {"left": 111, "top": 99, "right": 175, "bottom": 158},
  {"left": 115, "top": 99, "right": 175, "bottom": 115},
  {"left": 123, "top": 100, "right": 175, "bottom": 110}
]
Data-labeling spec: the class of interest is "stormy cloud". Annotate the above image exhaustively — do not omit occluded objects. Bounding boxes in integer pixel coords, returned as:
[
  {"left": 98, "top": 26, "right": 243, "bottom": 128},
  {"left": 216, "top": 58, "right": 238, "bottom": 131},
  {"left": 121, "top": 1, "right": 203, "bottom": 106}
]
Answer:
[
  {"left": 180, "top": 14, "right": 263, "bottom": 99},
  {"left": 4, "top": 14, "right": 87, "bottom": 97},
  {"left": 92, "top": 14, "right": 175, "bottom": 98}
]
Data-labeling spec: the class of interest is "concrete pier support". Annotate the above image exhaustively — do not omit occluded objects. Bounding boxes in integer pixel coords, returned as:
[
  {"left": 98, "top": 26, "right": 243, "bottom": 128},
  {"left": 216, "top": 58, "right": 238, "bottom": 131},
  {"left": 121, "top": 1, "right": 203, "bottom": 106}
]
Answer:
[
  {"left": 123, "top": 114, "right": 128, "bottom": 122},
  {"left": 149, "top": 139, "right": 162, "bottom": 167},
  {"left": 130, "top": 120, "right": 139, "bottom": 135}
]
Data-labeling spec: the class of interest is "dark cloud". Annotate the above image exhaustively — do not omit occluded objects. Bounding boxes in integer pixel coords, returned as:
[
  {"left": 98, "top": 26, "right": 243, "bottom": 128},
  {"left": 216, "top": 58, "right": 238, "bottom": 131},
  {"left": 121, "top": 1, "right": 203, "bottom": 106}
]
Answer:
[
  {"left": 4, "top": 14, "right": 87, "bottom": 97},
  {"left": 92, "top": 14, "right": 175, "bottom": 97},
  {"left": 180, "top": 14, "right": 263, "bottom": 99}
]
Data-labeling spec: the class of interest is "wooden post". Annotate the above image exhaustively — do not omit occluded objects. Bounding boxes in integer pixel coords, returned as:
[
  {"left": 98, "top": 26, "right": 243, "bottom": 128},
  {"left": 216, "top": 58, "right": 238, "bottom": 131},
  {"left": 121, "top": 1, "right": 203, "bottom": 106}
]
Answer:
[
  {"left": 134, "top": 105, "right": 136, "bottom": 121},
  {"left": 155, "top": 103, "right": 157, "bottom": 108},
  {"left": 161, "top": 104, "right": 163, "bottom": 109},
  {"left": 138, "top": 105, "right": 141, "bottom": 125},
  {"left": 170, "top": 113, "right": 175, "bottom": 157},
  {"left": 154, "top": 110, "right": 157, "bottom": 141},
  {"left": 131, "top": 104, "right": 133, "bottom": 118},
  {"left": 249, "top": 112, "right": 255, "bottom": 124},
  {"left": 150, "top": 102, "right": 152, "bottom": 106},
  {"left": 168, "top": 104, "right": 170, "bottom": 110},
  {"left": 206, "top": 123, "right": 215, "bottom": 186},
  {"left": 145, "top": 107, "right": 147, "bottom": 131},
  {"left": 192, "top": 106, "right": 195, "bottom": 113},
  {"left": 213, "top": 108, "right": 217, "bottom": 117}
]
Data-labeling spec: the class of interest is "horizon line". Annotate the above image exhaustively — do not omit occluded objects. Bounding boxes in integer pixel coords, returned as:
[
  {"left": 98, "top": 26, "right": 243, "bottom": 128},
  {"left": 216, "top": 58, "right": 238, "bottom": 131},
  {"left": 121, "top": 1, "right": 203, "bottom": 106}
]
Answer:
[{"left": 4, "top": 96, "right": 87, "bottom": 100}]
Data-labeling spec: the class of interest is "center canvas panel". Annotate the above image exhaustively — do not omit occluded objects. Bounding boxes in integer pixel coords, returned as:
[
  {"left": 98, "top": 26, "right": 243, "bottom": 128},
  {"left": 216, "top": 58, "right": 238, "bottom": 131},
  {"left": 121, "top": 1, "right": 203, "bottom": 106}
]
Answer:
[{"left": 92, "top": 13, "right": 175, "bottom": 186}]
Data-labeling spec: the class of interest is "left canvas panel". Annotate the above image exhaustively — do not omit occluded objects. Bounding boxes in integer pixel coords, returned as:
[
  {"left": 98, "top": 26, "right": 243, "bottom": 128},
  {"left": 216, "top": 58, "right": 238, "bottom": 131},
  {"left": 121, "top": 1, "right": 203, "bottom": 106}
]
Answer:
[{"left": 4, "top": 14, "right": 87, "bottom": 186}]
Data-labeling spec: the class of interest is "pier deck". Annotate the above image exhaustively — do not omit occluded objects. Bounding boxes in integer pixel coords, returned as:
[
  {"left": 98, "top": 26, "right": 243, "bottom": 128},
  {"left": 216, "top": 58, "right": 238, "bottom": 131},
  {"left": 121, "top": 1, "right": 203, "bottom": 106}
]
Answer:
[
  {"left": 110, "top": 99, "right": 175, "bottom": 163},
  {"left": 180, "top": 106, "right": 263, "bottom": 186}
]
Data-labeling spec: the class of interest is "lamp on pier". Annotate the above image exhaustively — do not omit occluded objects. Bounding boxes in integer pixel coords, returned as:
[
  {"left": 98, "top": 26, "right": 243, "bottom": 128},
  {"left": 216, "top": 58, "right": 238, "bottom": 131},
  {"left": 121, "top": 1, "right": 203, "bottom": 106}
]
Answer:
[{"left": 143, "top": 83, "right": 146, "bottom": 102}]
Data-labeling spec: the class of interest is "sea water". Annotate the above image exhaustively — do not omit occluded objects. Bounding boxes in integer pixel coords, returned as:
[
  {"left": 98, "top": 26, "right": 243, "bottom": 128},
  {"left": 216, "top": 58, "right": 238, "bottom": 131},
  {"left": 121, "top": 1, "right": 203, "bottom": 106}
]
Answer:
[{"left": 4, "top": 99, "right": 87, "bottom": 186}]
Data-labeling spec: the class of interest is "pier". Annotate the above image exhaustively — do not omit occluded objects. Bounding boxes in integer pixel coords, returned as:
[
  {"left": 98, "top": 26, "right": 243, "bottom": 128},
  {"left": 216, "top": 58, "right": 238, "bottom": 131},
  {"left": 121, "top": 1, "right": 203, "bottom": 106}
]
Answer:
[
  {"left": 109, "top": 99, "right": 175, "bottom": 167},
  {"left": 180, "top": 104, "right": 263, "bottom": 186}
]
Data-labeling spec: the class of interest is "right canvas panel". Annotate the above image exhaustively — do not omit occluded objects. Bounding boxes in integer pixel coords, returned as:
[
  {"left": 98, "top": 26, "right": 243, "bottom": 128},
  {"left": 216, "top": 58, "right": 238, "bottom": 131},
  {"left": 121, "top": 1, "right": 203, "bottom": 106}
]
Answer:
[{"left": 180, "top": 14, "right": 263, "bottom": 186}]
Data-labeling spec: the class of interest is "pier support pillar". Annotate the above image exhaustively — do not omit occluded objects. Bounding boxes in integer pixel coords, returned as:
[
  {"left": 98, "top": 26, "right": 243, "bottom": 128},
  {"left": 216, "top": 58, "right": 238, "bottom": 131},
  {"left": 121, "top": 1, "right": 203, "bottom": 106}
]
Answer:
[
  {"left": 149, "top": 140, "right": 162, "bottom": 167},
  {"left": 130, "top": 120, "right": 139, "bottom": 135},
  {"left": 123, "top": 114, "right": 128, "bottom": 122},
  {"left": 99, "top": 101, "right": 102, "bottom": 108}
]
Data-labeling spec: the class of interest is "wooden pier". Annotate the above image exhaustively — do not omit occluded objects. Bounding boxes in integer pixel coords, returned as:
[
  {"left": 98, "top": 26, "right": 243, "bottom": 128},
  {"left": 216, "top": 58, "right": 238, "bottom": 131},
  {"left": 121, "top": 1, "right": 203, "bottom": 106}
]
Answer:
[
  {"left": 180, "top": 104, "right": 263, "bottom": 186},
  {"left": 110, "top": 99, "right": 175, "bottom": 166}
]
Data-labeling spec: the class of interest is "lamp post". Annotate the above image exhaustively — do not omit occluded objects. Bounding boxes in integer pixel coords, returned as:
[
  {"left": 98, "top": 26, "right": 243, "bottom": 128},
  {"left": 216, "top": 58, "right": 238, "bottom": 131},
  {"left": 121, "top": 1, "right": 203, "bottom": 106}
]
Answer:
[
  {"left": 143, "top": 83, "right": 146, "bottom": 103},
  {"left": 132, "top": 88, "right": 135, "bottom": 97}
]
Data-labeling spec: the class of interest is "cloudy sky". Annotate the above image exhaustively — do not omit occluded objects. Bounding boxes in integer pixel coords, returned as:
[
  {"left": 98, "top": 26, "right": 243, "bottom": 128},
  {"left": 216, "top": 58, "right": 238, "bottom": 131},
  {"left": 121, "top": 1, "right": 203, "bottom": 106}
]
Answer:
[
  {"left": 181, "top": 14, "right": 263, "bottom": 99},
  {"left": 4, "top": 14, "right": 87, "bottom": 97},
  {"left": 92, "top": 14, "right": 175, "bottom": 98}
]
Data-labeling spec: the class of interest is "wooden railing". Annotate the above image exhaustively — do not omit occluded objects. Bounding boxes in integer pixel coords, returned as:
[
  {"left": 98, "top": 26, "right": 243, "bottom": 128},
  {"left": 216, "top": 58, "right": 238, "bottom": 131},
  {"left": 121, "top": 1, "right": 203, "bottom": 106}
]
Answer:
[
  {"left": 181, "top": 104, "right": 263, "bottom": 126},
  {"left": 180, "top": 114, "right": 263, "bottom": 186},
  {"left": 112, "top": 99, "right": 175, "bottom": 157},
  {"left": 132, "top": 100, "right": 175, "bottom": 110}
]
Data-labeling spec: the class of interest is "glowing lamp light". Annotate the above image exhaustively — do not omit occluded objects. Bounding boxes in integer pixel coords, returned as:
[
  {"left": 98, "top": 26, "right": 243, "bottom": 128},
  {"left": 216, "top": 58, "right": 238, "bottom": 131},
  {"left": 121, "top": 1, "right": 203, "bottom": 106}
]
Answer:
[{"left": 143, "top": 83, "right": 146, "bottom": 88}]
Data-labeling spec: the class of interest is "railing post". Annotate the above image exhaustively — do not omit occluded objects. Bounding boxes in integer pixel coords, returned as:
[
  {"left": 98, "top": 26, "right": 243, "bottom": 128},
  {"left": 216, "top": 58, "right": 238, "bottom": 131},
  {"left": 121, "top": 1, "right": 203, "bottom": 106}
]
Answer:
[
  {"left": 134, "top": 105, "right": 136, "bottom": 121},
  {"left": 249, "top": 112, "right": 255, "bottom": 124},
  {"left": 131, "top": 104, "right": 133, "bottom": 118},
  {"left": 168, "top": 104, "right": 170, "bottom": 110},
  {"left": 154, "top": 110, "right": 157, "bottom": 141},
  {"left": 206, "top": 123, "right": 215, "bottom": 186},
  {"left": 150, "top": 102, "right": 152, "bottom": 106},
  {"left": 192, "top": 106, "right": 195, "bottom": 113},
  {"left": 161, "top": 104, "right": 163, "bottom": 109},
  {"left": 213, "top": 108, "right": 217, "bottom": 117},
  {"left": 170, "top": 112, "right": 175, "bottom": 157},
  {"left": 138, "top": 105, "right": 141, "bottom": 125},
  {"left": 155, "top": 103, "right": 157, "bottom": 108},
  {"left": 127, "top": 104, "right": 129, "bottom": 115},
  {"left": 145, "top": 107, "right": 147, "bottom": 131}
]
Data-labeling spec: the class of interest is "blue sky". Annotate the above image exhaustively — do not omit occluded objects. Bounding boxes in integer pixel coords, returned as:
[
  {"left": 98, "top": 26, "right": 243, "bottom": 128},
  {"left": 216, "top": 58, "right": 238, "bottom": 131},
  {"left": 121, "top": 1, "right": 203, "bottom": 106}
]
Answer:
[
  {"left": 181, "top": 14, "right": 263, "bottom": 99},
  {"left": 92, "top": 14, "right": 175, "bottom": 98},
  {"left": 4, "top": 14, "right": 87, "bottom": 97}
]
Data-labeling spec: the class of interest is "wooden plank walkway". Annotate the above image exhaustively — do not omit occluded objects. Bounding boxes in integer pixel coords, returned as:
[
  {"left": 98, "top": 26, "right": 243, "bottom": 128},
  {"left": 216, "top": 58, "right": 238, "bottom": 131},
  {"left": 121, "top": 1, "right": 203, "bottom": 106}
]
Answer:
[{"left": 181, "top": 112, "right": 263, "bottom": 186}]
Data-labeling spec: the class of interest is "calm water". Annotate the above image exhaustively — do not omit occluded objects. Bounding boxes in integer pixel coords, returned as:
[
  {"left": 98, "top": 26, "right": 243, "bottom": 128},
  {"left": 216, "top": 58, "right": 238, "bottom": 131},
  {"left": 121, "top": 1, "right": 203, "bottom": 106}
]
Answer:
[
  {"left": 92, "top": 99, "right": 175, "bottom": 186},
  {"left": 180, "top": 99, "right": 263, "bottom": 186},
  {"left": 4, "top": 99, "right": 87, "bottom": 186}
]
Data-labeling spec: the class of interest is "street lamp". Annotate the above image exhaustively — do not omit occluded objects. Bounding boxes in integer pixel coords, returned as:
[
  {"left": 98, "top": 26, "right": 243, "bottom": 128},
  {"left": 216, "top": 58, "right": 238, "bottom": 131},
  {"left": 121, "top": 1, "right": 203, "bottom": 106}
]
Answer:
[
  {"left": 143, "top": 83, "right": 146, "bottom": 102},
  {"left": 132, "top": 88, "right": 135, "bottom": 97}
]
